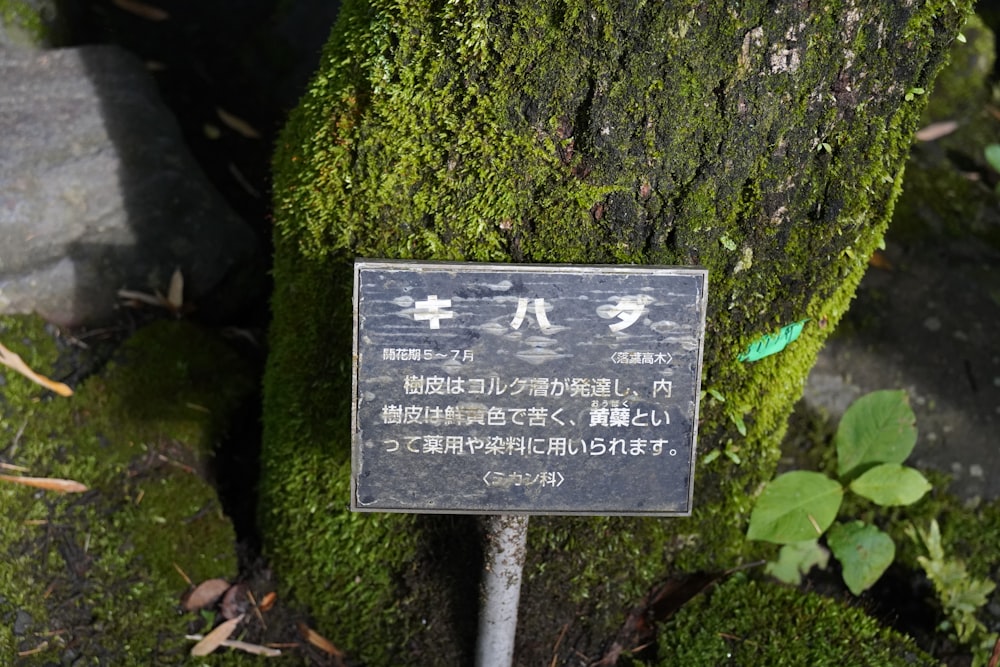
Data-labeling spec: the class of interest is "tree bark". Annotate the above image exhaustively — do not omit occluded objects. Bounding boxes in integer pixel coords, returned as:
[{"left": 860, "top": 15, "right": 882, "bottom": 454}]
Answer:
[{"left": 262, "top": 1, "right": 971, "bottom": 664}]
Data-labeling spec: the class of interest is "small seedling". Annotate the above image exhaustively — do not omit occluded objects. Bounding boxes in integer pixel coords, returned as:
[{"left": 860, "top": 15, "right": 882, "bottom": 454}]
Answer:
[
  {"left": 747, "top": 390, "right": 931, "bottom": 594},
  {"left": 906, "top": 519, "right": 998, "bottom": 666}
]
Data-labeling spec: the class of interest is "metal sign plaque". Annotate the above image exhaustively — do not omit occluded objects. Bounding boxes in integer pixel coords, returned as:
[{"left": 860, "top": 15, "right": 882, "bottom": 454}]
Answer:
[{"left": 351, "top": 260, "right": 708, "bottom": 516}]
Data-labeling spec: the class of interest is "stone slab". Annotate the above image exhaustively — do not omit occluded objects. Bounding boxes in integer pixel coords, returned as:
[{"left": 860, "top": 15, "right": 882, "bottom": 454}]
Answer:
[{"left": 0, "top": 45, "right": 256, "bottom": 325}]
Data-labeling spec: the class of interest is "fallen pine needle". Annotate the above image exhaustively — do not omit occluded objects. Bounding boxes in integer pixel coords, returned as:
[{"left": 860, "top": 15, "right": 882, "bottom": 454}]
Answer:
[
  {"left": 0, "top": 342, "right": 73, "bottom": 396},
  {"left": 0, "top": 474, "right": 87, "bottom": 493},
  {"left": 191, "top": 614, "right": 244, "bottom": 656},
  {"left": 0, "top": 462, "right": 30, "bottom": 472},
  {"left": 216, "top": 107, "right": 261, "bottom": 139},
  {"left": 112, "top": 0, "right": 169, "bottom": 21},
  {"left": 247, "top": 590, "right": 267, "bottom": 627},
  {"left": 173, "top": 562, "right": 193, "bottom": 587},
  {"left": 297, "top": 622, "right": 344, "bottom": 657},
  {"left": 117, "top": 289, "right": 166, "bottom": 307},
  {"left": 186, "top": 634, "right": 281, "bottom": 657}
]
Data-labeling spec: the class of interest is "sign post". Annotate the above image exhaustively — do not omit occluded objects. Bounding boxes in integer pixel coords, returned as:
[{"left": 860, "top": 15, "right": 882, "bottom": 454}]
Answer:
[{"left": 351, "top": 261, "right": 708, "bottom": 663}]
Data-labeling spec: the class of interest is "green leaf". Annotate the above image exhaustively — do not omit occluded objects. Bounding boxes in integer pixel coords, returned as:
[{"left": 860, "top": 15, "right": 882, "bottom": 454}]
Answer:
[
  {"left": 827, "top": 521, "right": 895, "bottom": 595},
  {"left": 720, "top": 234, "right": 737, "bottom": 251},
  {"left": 746, "top": 471, "right": 843, "bottom": 544},
  {"left": 835, "top": 390, "right": 917, "bottom": 478},
  {"left": 985, "top": 144, "right": 1000, "bottom": 174},
  {"left": 849, "top": 463, "right": 931, "bottom": 506},
  {"left": 730, "top": 412, "right": 747, "bottom": 437},
  {"left": 765, "top": 540, "right": 830, "bottom": 585}
]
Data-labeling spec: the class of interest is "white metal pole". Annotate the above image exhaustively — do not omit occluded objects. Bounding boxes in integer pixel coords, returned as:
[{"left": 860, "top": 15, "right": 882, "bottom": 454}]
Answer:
[{"left": 476, "top": 514, "right": 529, "bottom": 667}]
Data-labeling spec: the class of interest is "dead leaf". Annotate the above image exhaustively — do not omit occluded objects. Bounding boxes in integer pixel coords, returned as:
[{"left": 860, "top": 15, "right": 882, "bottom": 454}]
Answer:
[
  {"left": 185, "top": 634, "right": 281, "bottom": 657},
  {"left": 914, "top": 120, "right": 959, "bottom": 142},
  {"left": 112, "top": 0, "right": 169, "bottom": 21},
  {"left": 221, "top": 582, "right": 249, "bottom": 619},
  {"left": 183, "top": 578, "right": 231, "bottom": 612},
  {"left": 216, "top": 107, "right": 261, "bottom": 139},
  {"left": 868, "top": 249, "right": 893, "bottom": 270},
  {"left": 258, "top": 591, "right": 277, "bottom": 612},
  {"left": 0, "top": 342, "right": 73, "bottom": 396},
  {"left": 190, "top": 614, "right": 243, "bottom": 657},
  {"left": 167, "top": 267, "right": 184, "bottom": 310},
  {"left": 297, "top": 622, "right": 344, "bottom": 657},
  {"left": 0, "top": 474, "right": 87, "bottom": 493}
]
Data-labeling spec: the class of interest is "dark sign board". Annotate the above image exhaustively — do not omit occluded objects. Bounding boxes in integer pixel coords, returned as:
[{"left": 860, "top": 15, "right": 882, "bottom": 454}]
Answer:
[{"left": 351, "top": 261, "right": 708, "bottom": 516}]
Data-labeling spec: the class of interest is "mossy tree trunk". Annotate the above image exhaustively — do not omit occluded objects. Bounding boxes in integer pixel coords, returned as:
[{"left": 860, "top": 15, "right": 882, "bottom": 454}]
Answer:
[{"left": 262, "top": 1, "right": 971, "bottom": 664}]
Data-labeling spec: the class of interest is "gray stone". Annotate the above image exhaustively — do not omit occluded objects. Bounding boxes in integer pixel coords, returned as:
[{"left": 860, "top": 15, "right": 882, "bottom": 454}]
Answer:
[
  {"left": 12, "top": 608, "right": 31, "bottom": 635},
  {"left": 0, "top": 45, "right": 257, "bottom": 326}
]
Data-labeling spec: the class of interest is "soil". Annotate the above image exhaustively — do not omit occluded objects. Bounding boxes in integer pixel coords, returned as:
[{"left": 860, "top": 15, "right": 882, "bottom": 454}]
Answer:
[{"left": 802, "top": 125, "right": 1000, "bottom": 503}]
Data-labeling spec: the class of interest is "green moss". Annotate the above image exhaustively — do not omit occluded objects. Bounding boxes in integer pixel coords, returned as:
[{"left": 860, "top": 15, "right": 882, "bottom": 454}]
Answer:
[
  {"left": 263, "top": 1, "right": 973, "bottom": 663},
  {"left": 645, "top": 575, "right": 935, "bottom": 666},
  {"left": 0, "top": 0, "right": 67, "bottom": 48},
  {"left": 0, "top": 316, "right": 257, "bottom": 664},
  {"left": 923, "top": 13, "right": 995, "bottom": 122},
  {"left": 890, "top": 14, "right": 1000, "bottom": 251}
]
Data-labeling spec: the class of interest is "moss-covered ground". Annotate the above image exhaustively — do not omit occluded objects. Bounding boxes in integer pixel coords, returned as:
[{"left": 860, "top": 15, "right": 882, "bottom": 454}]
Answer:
[
  {"left": 647, "top": 574, "right": 938, "bottom": 667},
  {"left": 0, "top": 315, "right": 264, "bottom": 664}
]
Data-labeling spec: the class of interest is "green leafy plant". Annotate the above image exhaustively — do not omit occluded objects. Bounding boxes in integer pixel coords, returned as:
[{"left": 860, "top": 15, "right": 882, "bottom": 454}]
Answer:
[
  {"left": 747, "top": 390, "right": 932, "bottom": 594},
  {"left": 699, "top": 388, "right": 746, "bottom": 465},
  {"left": 984, "top": 144, "right": 1000, "bottom": 196},
  {"left": 906, "top": 519, "right": 998, "bottom": 666}
]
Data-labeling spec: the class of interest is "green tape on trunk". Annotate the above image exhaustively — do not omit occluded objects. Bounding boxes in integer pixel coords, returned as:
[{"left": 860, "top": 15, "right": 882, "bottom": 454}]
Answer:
[{"left": 739, "top": 320, "right": 808, "bottom": 362}]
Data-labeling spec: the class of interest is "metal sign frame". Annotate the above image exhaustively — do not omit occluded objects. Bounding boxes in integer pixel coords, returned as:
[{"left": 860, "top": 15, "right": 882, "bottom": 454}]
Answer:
[{"left": 351, "top": 260, "right": 708, "bottom": 516}]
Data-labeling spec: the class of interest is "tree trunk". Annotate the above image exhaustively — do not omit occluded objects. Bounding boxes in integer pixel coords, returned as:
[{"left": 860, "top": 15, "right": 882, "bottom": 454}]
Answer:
[{"left": 261, "top": 1, "right": 971, "bottom": 664}]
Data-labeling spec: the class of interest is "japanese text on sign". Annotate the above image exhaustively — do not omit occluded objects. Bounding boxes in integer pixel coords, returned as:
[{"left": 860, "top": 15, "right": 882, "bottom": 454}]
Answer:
[{"left": 351, "top": 261, "right": 708, "bottom": 516}]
